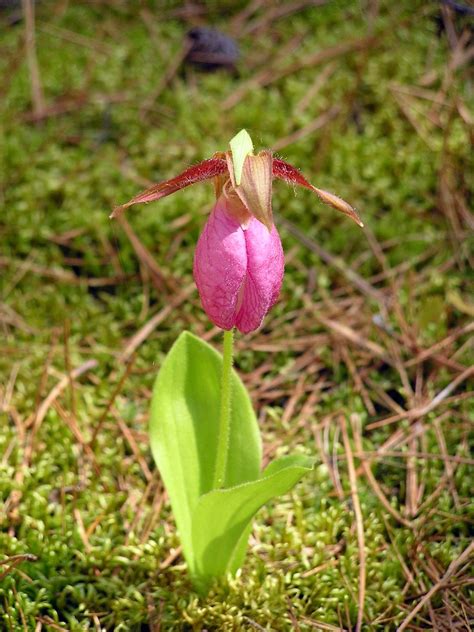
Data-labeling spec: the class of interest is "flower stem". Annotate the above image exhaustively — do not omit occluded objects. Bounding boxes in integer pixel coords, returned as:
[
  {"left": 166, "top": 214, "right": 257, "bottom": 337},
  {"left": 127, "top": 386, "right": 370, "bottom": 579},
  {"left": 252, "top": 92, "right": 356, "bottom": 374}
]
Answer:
[{"left": 213, "top": 328, "right": 234, "bottom": 489}]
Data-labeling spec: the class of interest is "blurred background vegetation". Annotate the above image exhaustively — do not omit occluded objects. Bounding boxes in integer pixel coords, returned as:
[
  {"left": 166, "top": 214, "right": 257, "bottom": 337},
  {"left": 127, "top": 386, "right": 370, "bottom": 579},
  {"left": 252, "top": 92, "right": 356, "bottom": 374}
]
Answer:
[{"left": 1, "top": 1, "right": 473, "bottom": 630}]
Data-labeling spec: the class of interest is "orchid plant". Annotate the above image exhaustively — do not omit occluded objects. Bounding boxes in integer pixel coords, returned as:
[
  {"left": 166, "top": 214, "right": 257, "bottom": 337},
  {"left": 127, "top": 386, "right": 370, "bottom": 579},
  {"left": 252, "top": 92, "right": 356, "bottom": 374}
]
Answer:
[{"left": 113, "top": 130, "right": 362, "bottom": 591}]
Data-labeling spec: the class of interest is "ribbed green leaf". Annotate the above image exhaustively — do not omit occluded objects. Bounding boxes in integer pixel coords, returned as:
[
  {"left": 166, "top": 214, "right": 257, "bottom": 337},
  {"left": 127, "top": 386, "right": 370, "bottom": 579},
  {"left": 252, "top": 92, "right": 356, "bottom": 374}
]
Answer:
[
  {"left": 191, "top": 454, "right": 313, "bottom": 584},
  {"left": 149, "top": 331, "right": 261, "bottom": 572}
]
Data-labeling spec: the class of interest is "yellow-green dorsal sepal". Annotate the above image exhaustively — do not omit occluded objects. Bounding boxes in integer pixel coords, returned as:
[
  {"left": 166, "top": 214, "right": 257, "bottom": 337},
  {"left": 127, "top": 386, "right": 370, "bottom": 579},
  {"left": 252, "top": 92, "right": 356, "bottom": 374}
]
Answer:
[{"left": 229, "top": 129, "right": 254, "bottom": 186}]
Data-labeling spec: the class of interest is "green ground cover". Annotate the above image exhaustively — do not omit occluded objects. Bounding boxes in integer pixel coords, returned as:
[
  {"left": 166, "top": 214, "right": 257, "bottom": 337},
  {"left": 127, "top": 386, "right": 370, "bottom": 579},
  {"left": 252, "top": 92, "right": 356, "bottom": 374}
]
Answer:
[{"left": 1, "top": 1, "right": 472, "bottom": 630}]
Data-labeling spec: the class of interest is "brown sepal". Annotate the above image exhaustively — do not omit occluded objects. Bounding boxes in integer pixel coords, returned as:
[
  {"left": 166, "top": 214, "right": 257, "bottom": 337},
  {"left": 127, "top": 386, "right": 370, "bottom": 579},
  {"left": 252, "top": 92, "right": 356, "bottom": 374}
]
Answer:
[
  {"left": 111, "top": 156, "right": 228, "bottom": 219},
  {"left": 272, "top": 158, "right": 364, "bottom": 227}
]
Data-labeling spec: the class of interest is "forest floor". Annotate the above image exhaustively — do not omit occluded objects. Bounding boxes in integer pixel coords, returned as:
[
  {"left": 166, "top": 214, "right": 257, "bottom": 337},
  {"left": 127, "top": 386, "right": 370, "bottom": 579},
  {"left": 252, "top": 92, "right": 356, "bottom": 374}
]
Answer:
[{"left": 1, "top": 1, "right": 473, "bottom": 630}]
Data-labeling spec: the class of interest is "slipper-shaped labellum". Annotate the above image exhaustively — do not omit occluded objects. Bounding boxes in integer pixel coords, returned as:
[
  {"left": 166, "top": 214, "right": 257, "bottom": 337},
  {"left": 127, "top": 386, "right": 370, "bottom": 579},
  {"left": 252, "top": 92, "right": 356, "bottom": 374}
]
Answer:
[{"left": 112, "top": 130, "right": 363, "bottom": 333}]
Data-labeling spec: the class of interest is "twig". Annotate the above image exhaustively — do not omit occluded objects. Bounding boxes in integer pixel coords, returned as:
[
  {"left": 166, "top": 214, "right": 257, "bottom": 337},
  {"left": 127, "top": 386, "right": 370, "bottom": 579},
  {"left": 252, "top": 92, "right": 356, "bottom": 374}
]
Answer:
[
  {"left": 278, "top": 217, "right": 384, "bottom": 304},
  {"left": 229, "top": 0, "right": 265, "bottom": 33},
  {"left": 0, "top": 554, "right": 38, "bottom": 582},
  {"left": 140, "top": 484, "right": 165, "bottom": 544},
  {"left": 340, "top": 345, "right": 376, "bottom": 415},
  {"left": 52, "top": 400, "right": 101, "bottom": 477},
  {"left": 159, "top": 546, "right": 182, "bottom": 570},
  {"left": 272, "top": 106, "right": 341, "bottom": 151},
  {"left": 63, "top": 320, "right": 76, "bottom": 425},
  {"left": 350, "top": 414, "right": 412, "bottom": 528},
  {"left": 367, "top": 366, "right": 474, "bottom": 430},
  {"left": 27, "top": 360, "right": 98, "bottom": 463},
  {"left": 433, "top": 417, "right": 460, "bottom": 509},
  {"left": 281, "top": 374, "right": 306, "bottom": 425},
  {"left": 0, "top": 255, "right": 131, "bottom": 287},
  {"left": 35, "top": 617, "right": 69, "bottom": 632},
  {"left": 73, "top": 508, "right": 91, "bottom": 552},
  {"left": 242, "top": 0, "right": 327, "bottom": 35},
  {"left": 397, "top": 542, "right": 474, "bottom": 631},
  {"left": 5, "top": 360, "right": 97, "bottom": 519},
  {"left": 118, "top": 284, "right": 195, "bottom": 362},
  {"left": 313, "top": 422, "right": 343, "bottom": 500},
  {"left": 140, "top": 40, "right": 192, "bottom": 115},
  {"left": 352, "top": 450, "right": 474, "bottom": 467},
  {"left": 114, "top": 411, "right": 153, "bottom": 482},
  {"left": 89, "top": 355, "right": 136, "bottom": 447},
  {"left": 405, "top": 322, "right": 474, "bottom": 368},
  {"left": 30, "top": 330, "right": 60, "bottom": 430},
  {"left": 300, "top": 616, "right": 348, "bottom": 631},
  {"left": 124, "top": 475, "right": 158, "bottom": 544},
  {"left": 115, "top": 215, "right": 176, "bottom": 292},
  {"left": 311, "top": 309, "right": 388, "bottom": 361},
  {"left": 294, "top": 61, "right": 338, "bottom": 115},
  {"left": 340, "top": 416, "right": 366, "bottom": 632},
  {"left": 20, "top": 92, "right": 129, "bottom": 123},
  {"left": 21, "top": 0, "right": 45, "bottom": 117},
  {"left": 222, "top": 35, "right": 376, "bottom": 110},
  {"left": 37, "top": 21, "right": 112, "bottom": 54},
  {"left": 406, "top": 433, "right": 418, "bottom": 518}
]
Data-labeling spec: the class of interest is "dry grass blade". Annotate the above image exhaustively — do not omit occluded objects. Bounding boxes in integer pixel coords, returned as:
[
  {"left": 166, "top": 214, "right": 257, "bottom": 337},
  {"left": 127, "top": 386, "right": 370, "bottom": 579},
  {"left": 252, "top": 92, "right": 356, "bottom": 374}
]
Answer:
[
  {"left": 115, "top": 215, "right": 176, "bottom": 292},
  {"left": 229, "top": 0, "right": 266, "bottom": 33},
  {"left": 37, "top": 21, "right": 111, "bottom": 54},
  {"left": 0, "top": 256, "right": 131, "bottom": 288},
  {"left": 351, "top": 414, "right": 412, "bottom": 528},
  {"left": 89, "top": 356, "right": 137, "bottom": 448},
  {"left": 356, "top": 450, "right": 473, "bottom": 467},
  {"left": 313, "top": 422, "right": 344, "bottom": 501},
  {"left": 27, "top": 360, "right": 98, "bottom": 456},
  {"left": 35, "top": 617, "right": 69, "bottom": 632},
  {"left": 0, "top": 302, "right": 36, "bottom": 334},
  {"left": 340, "top": 346, "right": 376, "bottom": 415},
  {"left": 4, "top": 359, "right": 98, "bottom": 520},
  {"left": 222, "top": 36, "right": 376, "bottom": 110},
  {"left": 119, "top": 284, "right": 195, "bottom": 363},
  {"left": 114, "top": 411, "right": 153, "bottom": 482},
  {"left": 300, "top": 617, "right": 348, "bottom": 631},
  {"left": 278, "top": 217, "right": 383, "bottom": 303},
  {"left": 140, "top": 39, "right": 192, "bottom": 115},
  {"left": 159, "top": 546, "right": 182, "bottom": 570},
  {"left": 405, "top": 322, "right": 474, "bottom": 368},
  {"left": 433, "top": 417, "right": 460, "bottom": 509},
  {"left": 294, "top": 61, "right": 338, "bottom": 114},
  {"left": 340, "top": 416, "right": 366, "bottom": 632},
  {"left": 21, "top": 0, "right": 45, "bottom": 117},
  {"left": 52, "top": 400, "right": 101, "bottom": 477},
  {"left": 312, "top": 310, "right": 387, "bottom": 360},
  {"left": 367, "top": 366, "right": 473, "bottom": 430},
  {"left": 242, "top": 0, "right": 328, "bottom": 35},
  {"left": 0, "top": 554, "right": 38, "bottom": 582},
  {"left": 272, "top": 106, "right": 341, "bottom": 151},
  {"left": 397, "top": 542, "right": 474, "bottom": 631}
]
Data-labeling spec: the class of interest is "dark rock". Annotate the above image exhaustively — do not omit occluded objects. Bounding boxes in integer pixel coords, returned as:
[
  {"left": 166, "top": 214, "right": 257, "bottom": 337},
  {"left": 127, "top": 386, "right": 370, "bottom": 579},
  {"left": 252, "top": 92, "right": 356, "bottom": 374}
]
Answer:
[{"left": 185, "top": 26, "right": 239, "bottom": 72}]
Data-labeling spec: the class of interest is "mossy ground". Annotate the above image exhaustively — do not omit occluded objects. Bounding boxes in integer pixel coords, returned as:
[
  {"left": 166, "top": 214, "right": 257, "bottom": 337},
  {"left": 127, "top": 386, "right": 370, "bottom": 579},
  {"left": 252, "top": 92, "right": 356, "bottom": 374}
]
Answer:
[{"left": 1, "top": 1, "right": 473, "bottom": 630}]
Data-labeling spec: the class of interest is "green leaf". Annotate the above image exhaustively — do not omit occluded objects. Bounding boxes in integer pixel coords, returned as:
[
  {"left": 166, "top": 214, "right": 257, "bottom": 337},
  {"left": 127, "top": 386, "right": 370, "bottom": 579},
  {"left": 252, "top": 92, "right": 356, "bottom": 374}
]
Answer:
[
  {"left": 191, "top": 454, "right": 313, "bottom": 584},
  {"left": 149, "top": 331, "right": 261, "bottom": 573},
  {"left": 229, "top": 129, "right": 253, "bottom": 186}
]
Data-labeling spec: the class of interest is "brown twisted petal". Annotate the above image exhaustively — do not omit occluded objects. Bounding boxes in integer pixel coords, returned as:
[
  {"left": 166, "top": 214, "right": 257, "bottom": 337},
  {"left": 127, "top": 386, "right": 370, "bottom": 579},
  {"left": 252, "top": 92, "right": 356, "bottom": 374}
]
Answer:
[
  {"left": 227, "top": 150, "right": 274, "bottom": 231},
  {"left": 221, "top": 181, "right": 253, "bottom": 226},
  {"left": 212, "top": 151, "right": 230, "bottom": 199},
  {"left": 110, "top": 156, "right": 228, "bottom": 218},
  {"left": 272, "top": 158, "right": 364, "bottom": 227}
]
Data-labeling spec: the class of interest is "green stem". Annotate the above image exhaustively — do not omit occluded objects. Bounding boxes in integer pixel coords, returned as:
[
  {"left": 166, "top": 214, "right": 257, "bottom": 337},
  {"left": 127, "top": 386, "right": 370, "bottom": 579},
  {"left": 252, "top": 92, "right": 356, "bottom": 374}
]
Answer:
[{"left": 213, "top": 328, "right": 234, "bottom": 489}]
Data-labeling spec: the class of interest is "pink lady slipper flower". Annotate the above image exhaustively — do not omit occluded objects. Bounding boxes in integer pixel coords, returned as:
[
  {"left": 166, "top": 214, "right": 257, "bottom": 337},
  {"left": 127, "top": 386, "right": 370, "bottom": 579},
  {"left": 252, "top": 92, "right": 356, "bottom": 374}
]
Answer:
[{"left": 112, "top": 130, "right": 363, "bottom": 333}]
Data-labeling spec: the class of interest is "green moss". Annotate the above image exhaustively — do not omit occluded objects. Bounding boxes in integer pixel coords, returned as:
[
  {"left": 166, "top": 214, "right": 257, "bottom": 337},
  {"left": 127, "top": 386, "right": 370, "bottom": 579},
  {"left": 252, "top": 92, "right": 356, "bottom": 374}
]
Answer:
[{"left": 1, "top": 0, "right": 472, "bottom": 629}]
